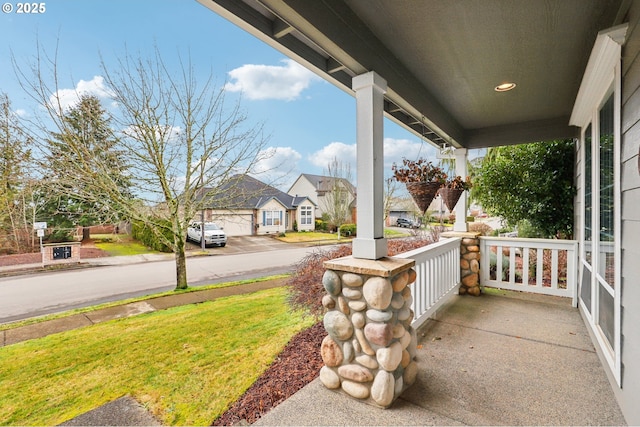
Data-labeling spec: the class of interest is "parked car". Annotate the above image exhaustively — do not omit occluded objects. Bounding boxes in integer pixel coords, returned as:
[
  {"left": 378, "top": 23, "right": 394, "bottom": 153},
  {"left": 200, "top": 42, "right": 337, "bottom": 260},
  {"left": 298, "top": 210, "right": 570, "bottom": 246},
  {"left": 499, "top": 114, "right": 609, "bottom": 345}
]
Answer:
[
  {"left": 187, "top": 222, "right": 227, "bottom": 247},
  {"left": 396, "top": 218, "right": 420, "bottom": 228}
]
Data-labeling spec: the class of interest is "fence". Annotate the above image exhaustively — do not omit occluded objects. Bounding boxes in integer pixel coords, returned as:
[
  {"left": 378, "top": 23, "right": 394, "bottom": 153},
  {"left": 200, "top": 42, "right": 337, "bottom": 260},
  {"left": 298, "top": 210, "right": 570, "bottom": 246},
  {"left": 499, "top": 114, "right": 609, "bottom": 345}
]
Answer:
[
  {"left": 479, "top": 236, "right": 578, "bottom": 306},
  {"left": 396, "top": 237, "right": 461, "bottom": 329}
]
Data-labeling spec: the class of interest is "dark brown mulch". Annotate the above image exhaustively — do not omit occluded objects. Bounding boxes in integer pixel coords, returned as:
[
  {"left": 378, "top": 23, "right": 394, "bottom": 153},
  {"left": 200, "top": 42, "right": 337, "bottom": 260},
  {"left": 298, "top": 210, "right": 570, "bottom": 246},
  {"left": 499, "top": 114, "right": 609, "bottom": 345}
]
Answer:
[{"left": 212, "top": 321, "right": 327, "bottom": 426}]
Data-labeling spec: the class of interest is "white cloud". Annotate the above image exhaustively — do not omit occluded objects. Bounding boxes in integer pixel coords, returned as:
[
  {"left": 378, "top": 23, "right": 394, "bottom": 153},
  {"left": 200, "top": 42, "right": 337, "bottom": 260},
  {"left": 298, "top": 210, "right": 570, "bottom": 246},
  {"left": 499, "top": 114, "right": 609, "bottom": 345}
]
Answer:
[
  {"left": 251, "top": 146, "right": 302, "bottom": 189},
  {"left": 309, "top": 138, "right": 439, "bottom": 176},
  {"left": 49, "top": 75, "right": 114, "bottom": 111},
  {"left": 122, "top": 124, "right": 182, "bottom": 143},
  {"left": 383, "top": 137, "right": 437, "bottom": 170},
  {"left": 14, "top": 109, "right": 28, "bottom": 118},
  {"left": 308, "top": 142, "right": 357, "bottom": 170},
  {"left": 224, "top": 59, "right": 320, "bottom": 101}
]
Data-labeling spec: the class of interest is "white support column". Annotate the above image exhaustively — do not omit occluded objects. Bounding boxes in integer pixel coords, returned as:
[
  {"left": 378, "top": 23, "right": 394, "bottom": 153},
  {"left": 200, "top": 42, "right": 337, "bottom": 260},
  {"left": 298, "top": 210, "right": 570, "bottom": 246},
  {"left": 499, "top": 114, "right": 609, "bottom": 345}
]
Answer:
[
  {"left": 352, "top": 71, "right": 387, "bottom": 259},
  {"left": 453, "top": 148, "right": 469, "bottom": 232}
]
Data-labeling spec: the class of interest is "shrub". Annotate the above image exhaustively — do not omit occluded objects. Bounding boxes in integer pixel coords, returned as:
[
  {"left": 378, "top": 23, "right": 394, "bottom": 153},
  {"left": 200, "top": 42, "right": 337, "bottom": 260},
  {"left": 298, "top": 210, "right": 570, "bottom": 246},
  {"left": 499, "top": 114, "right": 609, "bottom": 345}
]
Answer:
[
  {"left": 288, "top": 236, "right": 434, "bottom": 317},
  {"left": 131, "top": 218, "right": 173, "bottom": 252},
  {"left": 517, "top": 219, "right": 545, "bottom": 238},
  {"left": 339, "top": 223, "right": 356, "bottom": 236},
  {"left": 45, "top": 229, "right": 75, "bottom": 243},
  {"left": 468, "top": 222, "right": 494, "bottom": 236},
  {"left": 315, "top": 219, "right": 328, "bottom": 231}
]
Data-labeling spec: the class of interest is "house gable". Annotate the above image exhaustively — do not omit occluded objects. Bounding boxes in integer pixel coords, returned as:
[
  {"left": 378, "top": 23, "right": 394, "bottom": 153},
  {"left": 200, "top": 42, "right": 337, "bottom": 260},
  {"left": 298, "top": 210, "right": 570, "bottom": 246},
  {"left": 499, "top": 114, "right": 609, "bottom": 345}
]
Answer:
[{"left": 288, "top": 173, "right": 356, "bottom": 218}]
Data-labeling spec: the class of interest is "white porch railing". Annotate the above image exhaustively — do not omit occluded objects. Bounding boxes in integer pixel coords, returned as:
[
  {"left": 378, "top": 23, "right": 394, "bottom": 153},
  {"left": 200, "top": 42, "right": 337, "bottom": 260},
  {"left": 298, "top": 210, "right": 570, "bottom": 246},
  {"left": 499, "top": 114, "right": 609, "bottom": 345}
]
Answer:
[
  {"left": 479, "top": 236, "right": 578, "bottom": 306},
  {"left": 396, "top": 237, "right": 461, "bottom": 329}
]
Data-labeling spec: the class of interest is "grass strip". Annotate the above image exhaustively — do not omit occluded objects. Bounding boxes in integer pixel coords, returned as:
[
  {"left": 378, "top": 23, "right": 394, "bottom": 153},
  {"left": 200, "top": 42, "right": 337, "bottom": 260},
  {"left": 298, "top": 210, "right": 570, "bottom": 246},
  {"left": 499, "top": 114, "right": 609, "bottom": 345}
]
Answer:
[
  {"left": 0, "top": 275, "right": 290, "bottom": 332},
  {"left": 0, "top": 286, "right": 313, "bottom": 426}
]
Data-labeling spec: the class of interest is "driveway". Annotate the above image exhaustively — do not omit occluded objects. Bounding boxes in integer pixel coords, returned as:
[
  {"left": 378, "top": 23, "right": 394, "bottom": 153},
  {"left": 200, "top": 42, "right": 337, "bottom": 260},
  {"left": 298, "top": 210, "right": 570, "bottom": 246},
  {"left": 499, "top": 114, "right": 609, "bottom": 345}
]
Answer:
[{"left": 185, "top": 235, "right": 294, "bottom": 255}]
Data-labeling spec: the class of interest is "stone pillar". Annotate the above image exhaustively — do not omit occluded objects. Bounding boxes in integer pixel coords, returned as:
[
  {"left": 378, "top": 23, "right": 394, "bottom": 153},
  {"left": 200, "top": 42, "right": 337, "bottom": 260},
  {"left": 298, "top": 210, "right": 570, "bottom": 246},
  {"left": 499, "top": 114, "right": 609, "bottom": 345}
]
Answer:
[
  {"left": 441, "top": 231, "right": 481, "bottom": 296},
  {"left": 319, "top": 256, "right": 418, "bottom": 408},
  {"left": 42, "top": 242, "right": 82, "bottom": 267}
]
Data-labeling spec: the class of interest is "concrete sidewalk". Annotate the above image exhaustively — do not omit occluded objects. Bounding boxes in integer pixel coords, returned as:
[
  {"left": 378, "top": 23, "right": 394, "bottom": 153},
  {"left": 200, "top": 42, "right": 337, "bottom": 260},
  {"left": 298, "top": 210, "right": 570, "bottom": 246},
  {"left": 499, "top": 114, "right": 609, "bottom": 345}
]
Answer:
[
  {"left": 255, "top": 290, "right": 626, "bottom": 426},
  {"left": 0, "top": 253, "right": 177, "bottom": 276}
]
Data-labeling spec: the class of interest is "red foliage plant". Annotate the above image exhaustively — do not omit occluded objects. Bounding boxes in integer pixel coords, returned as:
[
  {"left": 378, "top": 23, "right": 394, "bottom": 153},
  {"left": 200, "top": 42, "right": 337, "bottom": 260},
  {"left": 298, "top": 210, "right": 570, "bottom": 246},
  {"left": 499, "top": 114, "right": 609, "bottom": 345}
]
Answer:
[{"left": 287, "top": 236, "right": 435, "bottom": 317}]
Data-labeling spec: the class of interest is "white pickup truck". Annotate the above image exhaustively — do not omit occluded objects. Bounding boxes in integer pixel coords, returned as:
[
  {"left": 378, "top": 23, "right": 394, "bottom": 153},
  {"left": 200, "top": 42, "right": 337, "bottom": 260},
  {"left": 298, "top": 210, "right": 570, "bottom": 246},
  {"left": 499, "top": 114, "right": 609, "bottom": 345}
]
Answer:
[{"left": 187, "top": 222, "right": 227, "bottom": 247}]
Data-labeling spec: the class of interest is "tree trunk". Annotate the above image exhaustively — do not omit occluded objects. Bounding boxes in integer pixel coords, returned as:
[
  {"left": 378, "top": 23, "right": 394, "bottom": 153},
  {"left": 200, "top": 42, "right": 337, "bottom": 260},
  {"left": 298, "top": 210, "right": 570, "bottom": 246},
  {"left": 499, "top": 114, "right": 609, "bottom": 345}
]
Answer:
[
  {"left": 174, "top": 237, "right": 188, "bottom": 290},
  {"left": 82, "top": 227, "right": 91, "bottom": 241}
]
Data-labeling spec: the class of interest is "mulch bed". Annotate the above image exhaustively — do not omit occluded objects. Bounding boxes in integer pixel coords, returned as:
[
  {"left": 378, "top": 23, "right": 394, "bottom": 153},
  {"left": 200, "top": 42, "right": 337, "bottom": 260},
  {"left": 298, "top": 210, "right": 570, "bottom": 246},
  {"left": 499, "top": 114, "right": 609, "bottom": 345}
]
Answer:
[{"left": 212, "top": 321, "right": 327, "bottom": 426}]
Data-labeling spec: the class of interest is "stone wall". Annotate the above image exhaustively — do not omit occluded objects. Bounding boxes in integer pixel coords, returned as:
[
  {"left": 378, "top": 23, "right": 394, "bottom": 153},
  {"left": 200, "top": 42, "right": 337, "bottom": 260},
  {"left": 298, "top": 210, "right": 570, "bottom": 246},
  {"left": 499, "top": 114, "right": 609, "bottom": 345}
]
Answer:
[{"left": 319, "top": 256, "right": 418, "bottom": 408}]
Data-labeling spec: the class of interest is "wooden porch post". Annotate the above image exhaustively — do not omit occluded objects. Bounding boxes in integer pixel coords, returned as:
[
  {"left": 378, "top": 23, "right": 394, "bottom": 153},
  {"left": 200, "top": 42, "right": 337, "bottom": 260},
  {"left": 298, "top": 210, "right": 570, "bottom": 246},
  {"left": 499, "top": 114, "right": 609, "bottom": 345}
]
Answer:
[{"left": 352, "top": 71, "right": 387, "bottom": 260}]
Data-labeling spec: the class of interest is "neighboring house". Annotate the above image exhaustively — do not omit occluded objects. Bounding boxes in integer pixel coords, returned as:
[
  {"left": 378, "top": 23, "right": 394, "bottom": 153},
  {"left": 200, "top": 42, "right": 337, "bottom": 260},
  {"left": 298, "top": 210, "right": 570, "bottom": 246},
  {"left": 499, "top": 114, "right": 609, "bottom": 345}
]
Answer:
[
  {"left": 387, "top": 195, "right": 451, "bottom": 226},
  {"left": 288, "top": 173, "right": 356, "bottom": 222},
  {"left": 385, "top": 197, "right": 418, "bottom": 226},
  {"left": 196, "top": 174, "right": 315, "bottom": 236}
]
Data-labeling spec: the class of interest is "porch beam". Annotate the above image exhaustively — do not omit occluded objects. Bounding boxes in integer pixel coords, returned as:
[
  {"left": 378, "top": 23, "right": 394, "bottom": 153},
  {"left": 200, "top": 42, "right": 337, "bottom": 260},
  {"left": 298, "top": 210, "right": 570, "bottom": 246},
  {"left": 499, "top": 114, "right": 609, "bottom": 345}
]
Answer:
[
  {"left": 352, "top": 71, "right": 387, "bottom": 260},
  {"left": 465, "top": 116, "right": 579, "bottom": 149}
]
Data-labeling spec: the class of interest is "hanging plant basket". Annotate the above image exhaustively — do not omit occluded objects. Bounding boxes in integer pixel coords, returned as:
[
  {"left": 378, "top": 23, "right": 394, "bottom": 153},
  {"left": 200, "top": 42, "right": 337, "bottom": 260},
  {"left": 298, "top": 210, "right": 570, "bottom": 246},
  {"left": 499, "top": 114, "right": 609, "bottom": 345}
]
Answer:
[
  {"left": 406, "top": 181, "right": 441, "bottom": 214},
  {"left": 439, "top": 187, "right": 464, "bottom": 211}
]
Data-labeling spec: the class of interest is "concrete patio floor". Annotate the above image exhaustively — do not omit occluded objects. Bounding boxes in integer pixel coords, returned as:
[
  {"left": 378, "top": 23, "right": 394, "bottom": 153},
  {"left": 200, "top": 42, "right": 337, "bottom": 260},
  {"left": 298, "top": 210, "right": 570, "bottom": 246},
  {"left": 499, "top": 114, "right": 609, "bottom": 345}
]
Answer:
[{"left": 256, "top": 289, "right": 626, "bottom": 426}]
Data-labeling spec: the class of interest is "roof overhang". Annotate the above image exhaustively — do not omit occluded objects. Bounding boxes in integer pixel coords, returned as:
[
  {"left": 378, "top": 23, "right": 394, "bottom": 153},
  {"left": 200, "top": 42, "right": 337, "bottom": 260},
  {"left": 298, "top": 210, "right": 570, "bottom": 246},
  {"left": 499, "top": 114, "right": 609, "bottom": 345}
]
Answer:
[{"left": 198, "top": 0, "right": 630, "bottom": 149}]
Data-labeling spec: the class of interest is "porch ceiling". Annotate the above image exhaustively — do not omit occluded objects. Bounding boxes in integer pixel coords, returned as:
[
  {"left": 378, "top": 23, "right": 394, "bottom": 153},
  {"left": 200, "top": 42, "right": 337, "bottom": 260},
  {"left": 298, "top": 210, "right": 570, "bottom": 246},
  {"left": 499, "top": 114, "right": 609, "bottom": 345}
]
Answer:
[{"left": 198, "top": 0, "right": 628, "bottom": 149}]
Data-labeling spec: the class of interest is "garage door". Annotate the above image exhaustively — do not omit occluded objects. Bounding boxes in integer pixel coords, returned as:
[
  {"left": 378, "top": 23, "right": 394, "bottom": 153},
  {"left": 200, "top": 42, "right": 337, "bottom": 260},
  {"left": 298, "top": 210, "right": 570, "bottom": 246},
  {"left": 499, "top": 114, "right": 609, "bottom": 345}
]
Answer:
[{"left": 213, "top": 214, "right": 254, "bottom": 236}]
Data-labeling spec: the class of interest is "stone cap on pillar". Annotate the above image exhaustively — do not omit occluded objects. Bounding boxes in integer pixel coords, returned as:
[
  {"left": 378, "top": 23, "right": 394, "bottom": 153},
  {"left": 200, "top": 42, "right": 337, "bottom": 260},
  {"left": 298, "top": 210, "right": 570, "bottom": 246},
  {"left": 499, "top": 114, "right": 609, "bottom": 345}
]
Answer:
[
  {"left": 324, "top": 255, "right": 415, "bottom": 277},
  {"left": 441, "top": 231, "right": 481, "bottom": 239}
]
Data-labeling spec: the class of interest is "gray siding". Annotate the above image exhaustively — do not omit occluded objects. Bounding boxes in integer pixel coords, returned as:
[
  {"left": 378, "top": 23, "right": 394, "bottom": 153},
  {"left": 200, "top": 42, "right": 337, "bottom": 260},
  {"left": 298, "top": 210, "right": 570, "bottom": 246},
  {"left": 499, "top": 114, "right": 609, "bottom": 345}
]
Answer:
[{"left": 618, "top": 3, "right": 640, "bottom": 424}]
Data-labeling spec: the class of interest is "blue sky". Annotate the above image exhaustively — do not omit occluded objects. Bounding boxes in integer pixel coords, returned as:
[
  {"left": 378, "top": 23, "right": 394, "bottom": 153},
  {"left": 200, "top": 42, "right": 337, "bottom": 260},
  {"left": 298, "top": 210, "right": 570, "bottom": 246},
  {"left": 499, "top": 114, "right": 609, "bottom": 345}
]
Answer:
[{"left": 0, "top": 0, "right": 440, "bottom": 190}]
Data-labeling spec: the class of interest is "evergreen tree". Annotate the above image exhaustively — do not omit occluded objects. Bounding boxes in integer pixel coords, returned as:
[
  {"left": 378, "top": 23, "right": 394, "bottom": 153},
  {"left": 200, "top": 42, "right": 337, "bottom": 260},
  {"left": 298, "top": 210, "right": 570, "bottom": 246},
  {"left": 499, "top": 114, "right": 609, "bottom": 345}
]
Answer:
[
  {"left": 46, "top": 95, "right": 131, "bottom": 238},
  {"left": 0, "top": 93, "right": 35, "bottom": 253}
]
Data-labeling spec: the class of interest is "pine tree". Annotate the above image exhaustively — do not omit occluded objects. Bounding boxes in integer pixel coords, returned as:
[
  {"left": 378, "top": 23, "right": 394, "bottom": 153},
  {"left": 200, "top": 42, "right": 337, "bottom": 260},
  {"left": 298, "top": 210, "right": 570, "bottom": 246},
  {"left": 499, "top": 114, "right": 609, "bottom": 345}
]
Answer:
[
  {"left": 46, "top": 95, "right": 131, "bottom": 239},
  {"left": 0, "top": 93, "right": 34, "bottom": 253}
]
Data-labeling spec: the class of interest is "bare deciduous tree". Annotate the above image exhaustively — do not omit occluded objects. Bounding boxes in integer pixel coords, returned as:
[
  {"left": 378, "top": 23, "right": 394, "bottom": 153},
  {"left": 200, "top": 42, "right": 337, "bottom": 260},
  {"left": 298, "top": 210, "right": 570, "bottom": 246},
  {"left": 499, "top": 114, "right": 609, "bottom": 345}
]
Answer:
[
  {"left": 322, "top": 157, "right": 355, "bottom": 239},
  {"left": 15, "top": 46, "right": 269, "bottom": 289}
]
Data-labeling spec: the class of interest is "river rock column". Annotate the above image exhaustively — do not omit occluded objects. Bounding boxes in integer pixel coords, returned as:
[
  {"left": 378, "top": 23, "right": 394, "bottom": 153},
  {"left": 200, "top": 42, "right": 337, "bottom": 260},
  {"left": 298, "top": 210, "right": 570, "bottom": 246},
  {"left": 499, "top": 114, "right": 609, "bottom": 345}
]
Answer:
[
  {"left": 319, "top": 255, "right": 418, "bottom": 408},
  {"left": 442, "top": 231, "right": 482, "bottom": 296}
]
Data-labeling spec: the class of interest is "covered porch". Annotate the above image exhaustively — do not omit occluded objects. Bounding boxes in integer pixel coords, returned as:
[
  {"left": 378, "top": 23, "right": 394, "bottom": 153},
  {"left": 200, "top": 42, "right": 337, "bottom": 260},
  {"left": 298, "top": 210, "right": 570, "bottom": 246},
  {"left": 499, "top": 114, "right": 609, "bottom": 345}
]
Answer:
[
  {"left": 256, "top": 287, "right": 624, "bottom": 425},
  {"left": 199, "top": 0, "right": 637, "bottom": 423}
]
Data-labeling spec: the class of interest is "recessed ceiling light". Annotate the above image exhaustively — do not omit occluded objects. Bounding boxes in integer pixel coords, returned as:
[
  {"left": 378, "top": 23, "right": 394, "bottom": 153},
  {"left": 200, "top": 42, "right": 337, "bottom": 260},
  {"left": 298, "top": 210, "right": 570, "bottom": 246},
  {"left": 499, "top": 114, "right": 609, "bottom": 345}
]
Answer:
[{"left": 495, "top": 82, "right": 517, "bottom": 92}]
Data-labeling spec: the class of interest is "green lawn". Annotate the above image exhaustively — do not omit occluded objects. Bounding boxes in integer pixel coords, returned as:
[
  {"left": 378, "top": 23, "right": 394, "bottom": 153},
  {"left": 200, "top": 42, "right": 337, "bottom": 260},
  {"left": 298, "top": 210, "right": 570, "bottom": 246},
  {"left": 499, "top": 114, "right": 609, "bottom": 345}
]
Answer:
[
  {"left": 275, "top": 231, "right": 353, "bottom": 243},
  {"left": 275, "top": 229, "right": 409, "bottom": 243},
  {"left": 0, "top": 287, "right": 313, "bottom": 426},
  {"left": 92, "top": 234, "right": 160, "bottom": 256}
]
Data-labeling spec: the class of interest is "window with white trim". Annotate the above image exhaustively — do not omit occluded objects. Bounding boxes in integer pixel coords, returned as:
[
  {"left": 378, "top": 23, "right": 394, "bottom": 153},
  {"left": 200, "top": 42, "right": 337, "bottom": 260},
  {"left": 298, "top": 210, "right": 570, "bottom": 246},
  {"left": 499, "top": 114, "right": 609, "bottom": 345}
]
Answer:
[
  {"left": 300, "top": 206, "right": 313, "bottom": 225},
  {"left": 263, "top": 210, "right": 282, "bottom": 226},
  {"left": 570, "top": 24, "right": 626, "bottom": 386}
]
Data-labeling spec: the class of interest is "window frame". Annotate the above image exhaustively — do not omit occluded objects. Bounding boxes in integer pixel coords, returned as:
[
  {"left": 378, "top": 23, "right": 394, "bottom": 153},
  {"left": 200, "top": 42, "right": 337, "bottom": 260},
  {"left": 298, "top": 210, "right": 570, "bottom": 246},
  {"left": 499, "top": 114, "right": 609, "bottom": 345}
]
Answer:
[
  {"left": 571, "top": 24, "right": 626, "bottom": 386},
  {"left": 300, "top": 205, "right": 313, "bottom": 225},
  {"left": 263, "top": 210, "right": 282, "bottom": 227}
]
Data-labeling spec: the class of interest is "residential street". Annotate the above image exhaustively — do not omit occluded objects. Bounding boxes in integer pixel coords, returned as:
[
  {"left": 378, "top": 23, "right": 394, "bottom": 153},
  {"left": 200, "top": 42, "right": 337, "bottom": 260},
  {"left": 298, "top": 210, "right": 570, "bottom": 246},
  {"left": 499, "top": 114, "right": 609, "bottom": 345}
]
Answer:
[{"left": 0, "top": 244, "right": 322, "bottom": 324}]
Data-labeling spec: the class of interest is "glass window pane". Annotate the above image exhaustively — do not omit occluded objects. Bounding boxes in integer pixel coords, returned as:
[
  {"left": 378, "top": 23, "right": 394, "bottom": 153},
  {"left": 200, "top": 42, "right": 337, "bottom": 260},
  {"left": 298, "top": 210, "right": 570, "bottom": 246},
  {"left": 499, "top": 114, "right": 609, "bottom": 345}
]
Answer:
[
  {"left": 598, "top": 284, "right": 615, "bottom": 348},
  {"left": 598, "top": 94, "right": 615, "bottom": 287},
  {"left": 584, "top": 123, "right": 592, "bottom": 264},
  {"left": 581, "top": 264, "right": 592, "bottom": 314}
]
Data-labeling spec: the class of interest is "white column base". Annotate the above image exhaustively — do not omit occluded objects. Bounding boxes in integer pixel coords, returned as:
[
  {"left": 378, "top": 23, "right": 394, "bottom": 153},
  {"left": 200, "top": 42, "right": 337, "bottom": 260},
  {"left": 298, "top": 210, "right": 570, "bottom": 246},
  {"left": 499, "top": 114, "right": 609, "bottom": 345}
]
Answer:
[{"left": 352, "top": 237, "right": 388, "bottom": 260}]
